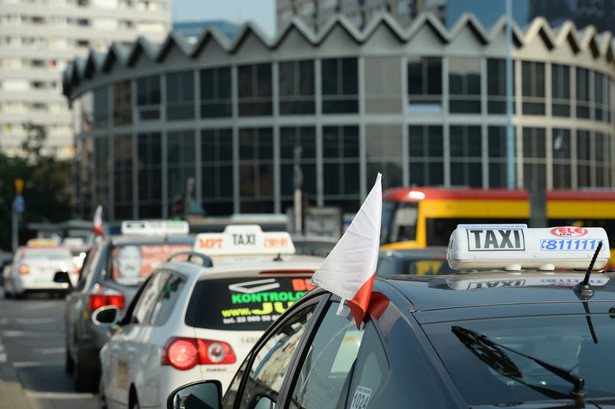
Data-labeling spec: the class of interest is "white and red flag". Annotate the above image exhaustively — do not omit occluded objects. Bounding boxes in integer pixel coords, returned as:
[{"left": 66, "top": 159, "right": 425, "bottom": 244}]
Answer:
[
  {"left": 309, "top": 173, "right": 382, "bottom": 328},
  {"left": 92, "top": 205, "right": 103, "bottom": 236}
]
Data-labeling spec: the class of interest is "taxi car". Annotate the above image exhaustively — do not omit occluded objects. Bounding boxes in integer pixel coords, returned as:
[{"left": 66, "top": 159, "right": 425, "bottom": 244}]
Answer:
[
  {"left": 54, "top": 220, "right": 195, "bottom": 392},
  {"left": 92, "top": 224, "right": 324, "bottom": 409},
  {"left": 3, "top": 241, "right": 78, "bottom": 298},
  {"left": 166, "top": 224, "right": 615, "bottom": 409}
]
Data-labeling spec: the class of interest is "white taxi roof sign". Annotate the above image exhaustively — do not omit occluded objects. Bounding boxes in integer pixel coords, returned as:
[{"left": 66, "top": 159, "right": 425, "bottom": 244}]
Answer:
[
  {"left": 193, "top": 224, "right": 295, "bottom": 256},
  {"left": 121, "top": 220, "right": 190, "bottom": 236},
  {"left": 447, "top": 224, "right": 611, "bottom": 271}
]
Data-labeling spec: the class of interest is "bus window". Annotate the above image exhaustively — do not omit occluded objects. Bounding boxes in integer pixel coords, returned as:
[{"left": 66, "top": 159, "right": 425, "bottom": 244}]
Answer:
[{"left": 391, "top": 203, "right": 418, "bottom": 242}]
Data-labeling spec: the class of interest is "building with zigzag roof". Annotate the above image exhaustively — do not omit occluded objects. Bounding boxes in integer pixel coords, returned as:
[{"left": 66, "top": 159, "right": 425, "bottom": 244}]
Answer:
[{"left": 62, "top": 12, "right": 615, "bottom": 226}]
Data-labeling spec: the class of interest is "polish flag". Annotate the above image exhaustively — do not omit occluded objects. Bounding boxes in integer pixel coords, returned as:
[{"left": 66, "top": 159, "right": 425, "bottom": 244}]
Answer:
[
  {"left": 309, "top": 173, "right": 382, "bottom": 328},
  {"left": 92, "top": 205, "right": 103, "bottom": 236}
]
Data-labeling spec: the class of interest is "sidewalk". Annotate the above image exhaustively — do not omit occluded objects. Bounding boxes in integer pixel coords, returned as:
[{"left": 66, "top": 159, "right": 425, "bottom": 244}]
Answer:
[{"left": 0, "top": 360, "right": 32, "bottom": 409}]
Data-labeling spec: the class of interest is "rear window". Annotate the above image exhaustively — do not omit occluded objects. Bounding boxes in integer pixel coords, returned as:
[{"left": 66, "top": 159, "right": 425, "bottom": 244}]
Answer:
[
  {"left": 111, "top": 243, "right": 192, "bottom": 284},
  {"left": 23, "top": 248, "right": 72, "bottom": 260},
  {"left": 185, "top": 277, "right": 314, "bottom": 331}
]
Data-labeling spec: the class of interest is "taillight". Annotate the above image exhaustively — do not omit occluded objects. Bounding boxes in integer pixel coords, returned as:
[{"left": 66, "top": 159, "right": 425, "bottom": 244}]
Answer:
[
  {"left": 86, "top": 284, "right": 125, "bottom": 311},
  {"left": 19, "top": 265, "right": 29, "bottom": 275},
  {"left": 162, "top": 337, "right": 236, "bottom": 370}
]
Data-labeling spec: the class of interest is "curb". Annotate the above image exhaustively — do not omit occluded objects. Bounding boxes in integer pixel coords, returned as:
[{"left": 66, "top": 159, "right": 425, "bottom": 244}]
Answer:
[{"left": 0, "top": 360, "right": 33, "bottom": 409}]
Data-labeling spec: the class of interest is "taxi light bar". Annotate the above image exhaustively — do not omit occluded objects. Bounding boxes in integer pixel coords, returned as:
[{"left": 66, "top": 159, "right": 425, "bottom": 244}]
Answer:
[
  {"left": 447, "top": 224, "right": 611, "bottom": 271},
  {"left": 193, "top": 224, "right": 296, "bottom": 256},
  {"left": 121, "top": 220, "right": 189, "bottom": 236}
]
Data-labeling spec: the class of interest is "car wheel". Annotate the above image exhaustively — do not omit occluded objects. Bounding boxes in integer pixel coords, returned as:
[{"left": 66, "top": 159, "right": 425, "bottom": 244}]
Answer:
[
  {"left": 4, "top": 286, "right": 12, "bottom": 298},
  {"left": 73, "top": 348, "right": 98, "bottom": 392},
  {"left": 65, "top": 343, "right": 74, "bottom": 374},
  {"left": 99, "top": 378, "right": 108, "bottom": 409},
  {"left": 130, "top": 395, "right": 140, "bottom": 409}
]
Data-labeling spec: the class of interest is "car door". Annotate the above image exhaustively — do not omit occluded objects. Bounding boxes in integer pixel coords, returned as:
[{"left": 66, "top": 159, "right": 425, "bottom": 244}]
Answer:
[
  {"left": 104, "top": 271, "right": 167, "bottom": 406},
  {"left": 134, "top": 270, "right": 187, "bottom": 408}
]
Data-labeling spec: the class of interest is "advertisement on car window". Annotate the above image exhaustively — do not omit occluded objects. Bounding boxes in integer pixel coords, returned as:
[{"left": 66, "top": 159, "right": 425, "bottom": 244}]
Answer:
[
  {"left": 111, "top": 244, "right": 192, "bottom": 283},
  {"left": 186, "top": 277, "right": 316, "bottom": 331}
]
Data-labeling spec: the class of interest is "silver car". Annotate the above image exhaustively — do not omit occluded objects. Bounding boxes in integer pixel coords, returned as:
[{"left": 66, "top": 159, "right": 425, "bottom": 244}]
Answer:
[{"left": 54, "top": 220, "right": 196, "bottom": 392}]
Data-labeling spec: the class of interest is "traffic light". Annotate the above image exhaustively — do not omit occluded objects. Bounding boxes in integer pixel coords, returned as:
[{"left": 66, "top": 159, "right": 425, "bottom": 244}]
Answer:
[{"left": 171, "top": 197, "right": 184, "bottom": 220}]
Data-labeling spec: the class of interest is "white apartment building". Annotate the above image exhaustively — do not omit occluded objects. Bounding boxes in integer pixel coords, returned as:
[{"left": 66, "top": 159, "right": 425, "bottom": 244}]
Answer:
[{"left": 0, "top": 0, "right": 171, "bottom": 159}]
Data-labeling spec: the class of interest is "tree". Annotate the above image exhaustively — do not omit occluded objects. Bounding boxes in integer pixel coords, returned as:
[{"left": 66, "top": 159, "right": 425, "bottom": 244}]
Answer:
[{"left": 0, "top": 124, "right": 73, "bottom": 251}]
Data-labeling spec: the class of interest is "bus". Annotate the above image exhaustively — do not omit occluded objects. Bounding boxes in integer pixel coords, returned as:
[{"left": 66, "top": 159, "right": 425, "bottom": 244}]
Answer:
[{"left": 380, "top": 187, "right": 615, "bottom": 268}]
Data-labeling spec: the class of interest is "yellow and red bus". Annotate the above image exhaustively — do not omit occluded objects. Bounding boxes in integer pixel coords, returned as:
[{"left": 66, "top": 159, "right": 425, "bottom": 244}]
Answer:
[{"left": 380, "top": 187, "right": 615, "bottom": 268}]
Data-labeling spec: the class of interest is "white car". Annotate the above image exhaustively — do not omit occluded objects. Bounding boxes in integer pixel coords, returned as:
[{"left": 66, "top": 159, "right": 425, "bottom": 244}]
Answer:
[
  {"left": 4, "top": 244, "right": 78, "bottom": 298},
  {"left": 94, "top": 225, "right": 325, "bottom": 409}
]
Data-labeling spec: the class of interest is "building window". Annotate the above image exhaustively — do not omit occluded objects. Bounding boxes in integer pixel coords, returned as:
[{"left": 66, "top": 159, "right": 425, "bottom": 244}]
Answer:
[
  {"left": 407, "top": 57, "right": 442, "bottom": 114},
  {"left": 552, "top": 128, "right": 571, "bottom": 188},
  {"left": 488, "top": 126, "right": 512, "bottom": 188},
  {"left": 167, "top": 130, "right": 196, "bottom": 206},
  {"left": 323, "top": 125, "right": 360, "bottom": 210},
  {"left": 166, "top": 71, "right": 195, "bottom": 121},
  {"left": 93, "top": 86, "right": 109, "bottom": 129},
  {"left": 365, "top": 124, "right": 403, "bottom": 189},
  {"left": 238, "top": 63, "right": 272, "bottom": 116},
  {"left": 521, "top": 61, "right": 545, "bottom": 115},
  {"left": 551, "top": 63, "right": 570, "bottom": 117},
  {"left": 321, "top": 58, "right": 358, "bottom": 114},
  {"left": 450, "top": 125, "right": 482, "bottom": 187},
  {"left": 364, "top": 57, "right": 402, "bottom": 114},
  {"left": 408, "top": 125, "right": 443, "bottom": 186},
  {"left": 201, "top": 128, "right": 233, "bottom": 215},
  {"left": 137, "top": 75, "right": 161, "bottom": 120},
  {"left": 522, "top": 127, "right": 546, "bottom": 190},
  {"left": 113, "top": 80, "right": 132, "bottom": 125},
  {"left": 239, "top": 127, "right": 274, "bottom": 213},
  {"left": 576, "top": 68, "right": 590, "bottom": 119},
  {"left": 576, "top": 130, "right": 591, "bottom": 187},
  {"left": 138, "top": 132, "right": 162, "bottom": 218},
  {"left": 200, "top": 67, "right": 232, "bottom": 118},
  {"left": 279, "top": 60, "right": 315, "bottom": 115},
  {"left": 595, "top": 132, "right": 610, "bottom": 187},
  {"left": 448, "top": 57, "right": 481, "bottom": 114},
  {"left": 487, "top": 58, "right": 515, "bottom": 114},
  {"left": 114, "top": 134, "right": 133, "bottom": 219},
  {"left": 594, "top": 71, "right": 610, "bottom": 123},
  {"left": 280, "top": 126, "right": 317, "bottom": 200}
]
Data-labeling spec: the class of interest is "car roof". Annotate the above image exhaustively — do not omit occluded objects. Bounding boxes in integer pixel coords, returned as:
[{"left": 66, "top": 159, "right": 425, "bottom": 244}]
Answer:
[
  {"left": 108, "top": 234, "right": 196, "bottom": 245},
  {"left": 378, "top": 247, "right": 449, "bottom": 259},
  {"left": 375, "top": 270, "right": 615, "bottom": 313},
  {"left": 163, "top": 254, "right": 324, "bottom": 280}
]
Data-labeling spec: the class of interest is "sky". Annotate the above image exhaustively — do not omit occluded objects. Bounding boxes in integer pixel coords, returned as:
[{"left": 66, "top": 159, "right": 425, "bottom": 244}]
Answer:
[{"left": 171, "top": 0, "right": 277, "bottom": 38}]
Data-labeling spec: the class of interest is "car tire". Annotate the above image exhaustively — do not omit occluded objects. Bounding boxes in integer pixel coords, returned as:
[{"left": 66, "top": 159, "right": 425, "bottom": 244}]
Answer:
[
  {"left": 130, "top": 395, "right": 140, "bottom": 409},
  {"left": 65, "top": 343, "right": 74, "bottom": 374},
  {"left": 73, "top": 348, "right": 98, "bottom": 392},
  {"left": 99, "top": 378, "right": 108, "bottom": 409}
]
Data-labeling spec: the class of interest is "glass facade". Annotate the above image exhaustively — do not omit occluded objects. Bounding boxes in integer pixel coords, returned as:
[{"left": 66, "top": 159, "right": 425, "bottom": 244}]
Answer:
[{"left": 65, "top": 17, "right": 615, "bottom": 224}]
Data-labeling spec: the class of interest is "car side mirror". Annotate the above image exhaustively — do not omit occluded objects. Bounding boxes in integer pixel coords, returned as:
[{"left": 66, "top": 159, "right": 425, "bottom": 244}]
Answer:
[
  {"left": 91, "top": 305, "right": 122, "bottom": 326},
  {"left": 53, "top": 271, "right": 73, "bottom": 288},
  {"left": 167, "top": 380, "right": 222, "bottom": 409}
]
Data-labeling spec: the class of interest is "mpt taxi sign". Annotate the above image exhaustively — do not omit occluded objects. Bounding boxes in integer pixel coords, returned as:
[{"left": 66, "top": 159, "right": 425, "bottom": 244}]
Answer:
[{"left": 194, "top": 224, "right": 296, "bottom": 256}]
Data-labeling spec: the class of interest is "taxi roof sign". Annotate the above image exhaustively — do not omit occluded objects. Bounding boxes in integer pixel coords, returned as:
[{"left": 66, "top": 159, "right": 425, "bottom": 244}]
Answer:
[
  {"left": 447, "top": 224, "right": 611, "bottom": 271},
  {"left": 193, "top": 224, "right": 295, "bottom": 256},
  {"left": 121, "top": 220, "right": 190, "bottom": 236}
]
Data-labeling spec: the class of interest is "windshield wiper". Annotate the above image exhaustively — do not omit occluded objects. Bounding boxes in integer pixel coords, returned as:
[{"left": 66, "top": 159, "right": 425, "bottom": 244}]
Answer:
[{"left": 452, "top": 325, "right": 586, "bottom": 399}]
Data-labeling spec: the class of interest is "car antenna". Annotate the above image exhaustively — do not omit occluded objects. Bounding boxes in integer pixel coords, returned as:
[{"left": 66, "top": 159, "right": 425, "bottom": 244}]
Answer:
[{"left": 574, "top": 241, "right": 603, "bottom": 299}]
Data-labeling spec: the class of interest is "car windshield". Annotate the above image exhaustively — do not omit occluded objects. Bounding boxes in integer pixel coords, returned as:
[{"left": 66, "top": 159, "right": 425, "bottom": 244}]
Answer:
[
  {"left": 111, "top": 243, "right": 192, "bottom": 284},
  {"left": 424, "top": 314, "right": 615, "bottom": 405},
  {"left": 185, "top": 277, "right": 312, "bottom": 331}
]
